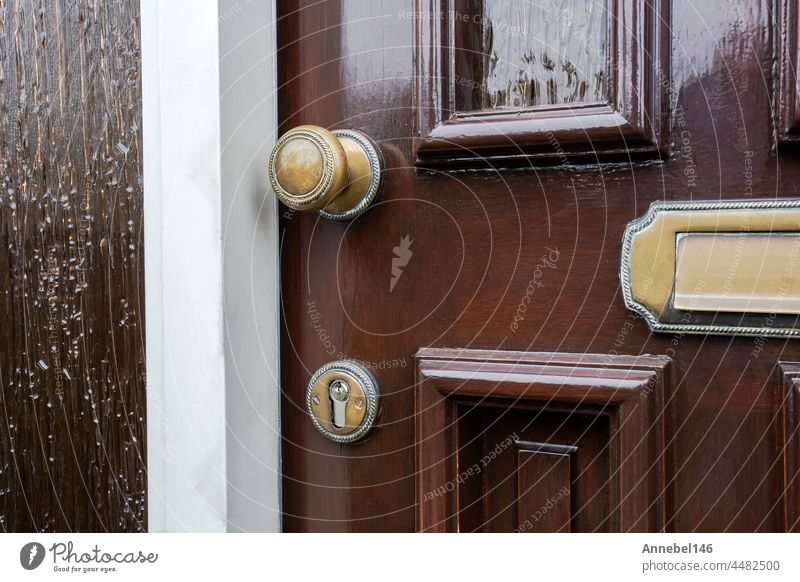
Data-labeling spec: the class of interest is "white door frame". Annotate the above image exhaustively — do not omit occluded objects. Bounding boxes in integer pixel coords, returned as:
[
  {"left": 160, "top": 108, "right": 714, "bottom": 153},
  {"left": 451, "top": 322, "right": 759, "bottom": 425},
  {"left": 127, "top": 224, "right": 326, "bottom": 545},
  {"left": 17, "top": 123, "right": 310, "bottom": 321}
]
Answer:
[{"left": 141, "top": 0, "right": 281, "bottom": 532}]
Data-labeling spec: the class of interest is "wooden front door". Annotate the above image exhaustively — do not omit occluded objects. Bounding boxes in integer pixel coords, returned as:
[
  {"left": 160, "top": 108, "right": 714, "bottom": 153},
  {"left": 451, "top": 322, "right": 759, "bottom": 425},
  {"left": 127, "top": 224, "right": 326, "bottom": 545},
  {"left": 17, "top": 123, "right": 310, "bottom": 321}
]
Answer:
[{"left": 278, "top": 0, "right": 799, "bottom": 532}]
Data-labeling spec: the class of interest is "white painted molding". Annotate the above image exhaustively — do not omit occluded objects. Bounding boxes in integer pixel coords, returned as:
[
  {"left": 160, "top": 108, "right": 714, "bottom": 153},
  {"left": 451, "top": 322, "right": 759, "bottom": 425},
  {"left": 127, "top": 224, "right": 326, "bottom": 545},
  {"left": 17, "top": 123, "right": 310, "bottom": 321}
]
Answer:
[
  {"left": 143, "top": 0, "right": 280, "bottom": 532},
  {"left": 219, "top": 0, "right": 281, "bottom": 532}
]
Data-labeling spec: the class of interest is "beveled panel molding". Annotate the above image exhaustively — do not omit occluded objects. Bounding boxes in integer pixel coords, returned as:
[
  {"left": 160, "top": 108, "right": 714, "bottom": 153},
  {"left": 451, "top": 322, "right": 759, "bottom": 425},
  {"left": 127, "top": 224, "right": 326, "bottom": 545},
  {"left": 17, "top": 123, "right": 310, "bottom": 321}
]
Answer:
[
  {"left": 778, "top": 0, "right": 800, "bottom": 143},
  {"left": 414, "top": 0, "right": 670, "bottom": 168},
  {"left": 621, "top": 199, "right": 800, "bottom": 337},
  {"left": 415, "top": 348, "right": 671, "bottom": 532},
  {"left": 778, "top": 362, "right": 800, "bottom": 532}
]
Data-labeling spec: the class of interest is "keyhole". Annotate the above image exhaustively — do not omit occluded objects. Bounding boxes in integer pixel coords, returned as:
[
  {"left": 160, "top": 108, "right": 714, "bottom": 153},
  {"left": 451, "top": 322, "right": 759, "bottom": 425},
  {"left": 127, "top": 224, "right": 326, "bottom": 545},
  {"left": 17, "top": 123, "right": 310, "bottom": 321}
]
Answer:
[{"left": 329, "top": 380, "right": 350, "bottom": 429}]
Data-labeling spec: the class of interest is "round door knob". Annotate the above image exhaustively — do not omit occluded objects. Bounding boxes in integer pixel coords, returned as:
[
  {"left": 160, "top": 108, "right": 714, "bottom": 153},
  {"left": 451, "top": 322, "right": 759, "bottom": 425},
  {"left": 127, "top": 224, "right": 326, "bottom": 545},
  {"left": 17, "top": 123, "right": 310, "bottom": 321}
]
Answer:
[{"left": 268, "top": 125, "right": 384, "bottom": 221}]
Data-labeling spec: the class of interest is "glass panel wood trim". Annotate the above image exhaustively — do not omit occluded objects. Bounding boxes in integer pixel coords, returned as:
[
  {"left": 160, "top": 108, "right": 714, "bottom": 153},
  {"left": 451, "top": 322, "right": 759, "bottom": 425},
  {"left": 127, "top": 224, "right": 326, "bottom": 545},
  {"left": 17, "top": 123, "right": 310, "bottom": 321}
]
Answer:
[
  {"left": 456, "top": 0, "right": 607, "bottom": 110},
  {"left": 415, "top": 0, "right": 669, "bottom": 168},
  {"left": 777, "top": 0, "right": 800, "bottom": 142}
]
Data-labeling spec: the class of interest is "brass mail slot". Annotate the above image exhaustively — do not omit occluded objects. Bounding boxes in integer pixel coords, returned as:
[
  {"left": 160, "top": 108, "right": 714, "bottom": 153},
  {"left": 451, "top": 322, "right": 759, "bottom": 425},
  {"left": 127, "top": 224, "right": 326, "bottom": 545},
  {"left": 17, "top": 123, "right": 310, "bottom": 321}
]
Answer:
[
  {"left": 621, "top": 200, "right": 800, "bottom": 337},
  {"left": 674, "top": 233, "right": 800, "bottom": 314}
]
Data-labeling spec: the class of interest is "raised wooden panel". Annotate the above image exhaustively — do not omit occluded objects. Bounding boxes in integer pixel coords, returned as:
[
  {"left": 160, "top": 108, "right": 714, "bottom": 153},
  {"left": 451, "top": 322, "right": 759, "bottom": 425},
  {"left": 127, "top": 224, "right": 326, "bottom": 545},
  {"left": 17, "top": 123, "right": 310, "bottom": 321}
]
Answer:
[
  {"left": 455, "top": 406, "right": 610, "bottom": 532},
  {"left": 415, "top": 348, "right": 671, "bottom": 532},
  {"left": 778, "top": 0, "right": 800, "bottom": 142},
  {"left": 778, "top": 362, "right": 800, "bottom": 532},
  {"left": 414, "top": 0, "right": 670, "bottom": 168},
  {"left": 516, "top": 442, "right": 574, "bottom": 533}
]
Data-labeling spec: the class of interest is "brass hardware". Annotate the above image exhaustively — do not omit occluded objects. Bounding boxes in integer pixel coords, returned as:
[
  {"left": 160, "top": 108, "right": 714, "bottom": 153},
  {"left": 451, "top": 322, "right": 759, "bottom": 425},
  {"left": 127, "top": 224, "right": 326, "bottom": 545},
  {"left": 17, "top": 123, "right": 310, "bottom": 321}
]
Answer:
[
  {"left": 674, "top": 233, "right": 800, "bottom": 313},
  {"left": 621, "top": 199, "right": 800, "bottom": 337},
  {"left": 306, "top": 360, "right": 381, "bottom": 443},
  {"left": 268, "top": 125, "right": 384, "bottom": 221},
  {"left": 328, "top": 380, "right": 350, "bottom": 428}
]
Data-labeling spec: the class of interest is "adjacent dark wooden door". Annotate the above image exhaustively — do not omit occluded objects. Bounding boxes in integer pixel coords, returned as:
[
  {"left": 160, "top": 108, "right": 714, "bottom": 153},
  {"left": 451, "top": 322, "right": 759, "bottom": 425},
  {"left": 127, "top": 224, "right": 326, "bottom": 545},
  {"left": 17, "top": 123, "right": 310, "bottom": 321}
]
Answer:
[
  {"left": 0, "top": 0, "right": 145, "bottom": 532},
  {"left": 279, "top": 0, "right": 799, "bottom": 532}
]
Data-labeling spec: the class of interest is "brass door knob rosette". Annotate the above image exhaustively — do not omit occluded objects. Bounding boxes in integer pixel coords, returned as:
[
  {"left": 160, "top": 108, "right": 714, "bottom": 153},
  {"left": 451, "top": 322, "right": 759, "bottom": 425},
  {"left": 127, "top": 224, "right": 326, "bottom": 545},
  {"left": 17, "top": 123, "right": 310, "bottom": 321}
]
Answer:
[{"left": 268, "top": 125, "right": 384, "bottom": 221}]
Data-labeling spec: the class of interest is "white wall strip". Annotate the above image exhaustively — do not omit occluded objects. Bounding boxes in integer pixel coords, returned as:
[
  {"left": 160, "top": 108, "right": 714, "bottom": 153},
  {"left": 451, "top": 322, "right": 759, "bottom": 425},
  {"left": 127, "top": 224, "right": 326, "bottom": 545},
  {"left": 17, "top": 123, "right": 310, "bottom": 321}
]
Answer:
[
  {"left": 143, "top": 0, "right": 280, "bottom": 532},
  {"left": 219, "top": 0, "right": 281, "bottom": 532}
]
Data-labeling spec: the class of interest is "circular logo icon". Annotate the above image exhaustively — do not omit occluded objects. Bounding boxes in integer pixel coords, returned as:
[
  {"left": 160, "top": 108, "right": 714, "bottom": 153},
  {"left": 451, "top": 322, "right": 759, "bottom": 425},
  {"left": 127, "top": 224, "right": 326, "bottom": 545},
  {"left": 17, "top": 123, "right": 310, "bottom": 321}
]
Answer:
[{"left": 19, "top": 542, "right": 46, "bottom": 570}]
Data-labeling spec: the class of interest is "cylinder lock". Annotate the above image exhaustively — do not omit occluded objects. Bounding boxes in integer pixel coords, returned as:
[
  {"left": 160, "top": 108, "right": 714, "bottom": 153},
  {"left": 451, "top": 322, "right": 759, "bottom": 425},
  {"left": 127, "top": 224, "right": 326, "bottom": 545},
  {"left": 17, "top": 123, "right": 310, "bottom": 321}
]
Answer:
[{"left": 306, "top": 360, "right": 381, "bottom": 443}]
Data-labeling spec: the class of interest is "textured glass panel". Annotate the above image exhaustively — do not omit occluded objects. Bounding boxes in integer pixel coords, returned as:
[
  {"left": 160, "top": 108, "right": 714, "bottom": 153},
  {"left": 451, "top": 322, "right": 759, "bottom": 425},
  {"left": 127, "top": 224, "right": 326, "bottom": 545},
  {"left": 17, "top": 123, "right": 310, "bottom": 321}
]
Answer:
[
  {"left": 0, "top": 0, "right": 146, "bottom": 531},
  {"left": 480, "top": 0, "right": 607, "bottom": 109}
]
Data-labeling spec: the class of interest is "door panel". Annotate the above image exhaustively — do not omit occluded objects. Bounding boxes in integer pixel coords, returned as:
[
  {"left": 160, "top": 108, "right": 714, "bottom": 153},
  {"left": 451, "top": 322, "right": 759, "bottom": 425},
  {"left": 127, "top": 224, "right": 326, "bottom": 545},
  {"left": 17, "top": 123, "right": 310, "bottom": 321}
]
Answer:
[
  {"left": 779, "top": 362, "right": 800, "bottom": 532},
  {"left": 417, "top": 0, "right": 669, "bottom": 167},
  {"left": 415, "top": 348, "right": 669, "bottom": 532},
  {"left": 278, "top": 0, "right": 796, "bottom": 532},
  {"left": 0, "top": 0, "right": 146, "bottom": 531}
]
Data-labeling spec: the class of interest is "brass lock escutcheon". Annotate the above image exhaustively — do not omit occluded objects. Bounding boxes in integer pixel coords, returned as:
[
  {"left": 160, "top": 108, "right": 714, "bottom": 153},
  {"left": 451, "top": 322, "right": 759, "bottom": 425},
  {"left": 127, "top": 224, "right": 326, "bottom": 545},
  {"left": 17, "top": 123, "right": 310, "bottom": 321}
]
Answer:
[
  {"left": 306, "top": 360, "right": 381, "bottom": 443},
  {"left": 268, "top": 125, "right": 384, "bottom": 221}
]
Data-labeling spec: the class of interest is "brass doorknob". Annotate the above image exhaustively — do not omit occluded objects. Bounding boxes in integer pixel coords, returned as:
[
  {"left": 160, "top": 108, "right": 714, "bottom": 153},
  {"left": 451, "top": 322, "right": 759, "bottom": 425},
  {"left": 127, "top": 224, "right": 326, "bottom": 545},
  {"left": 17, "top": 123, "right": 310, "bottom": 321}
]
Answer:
[{"left": 268, "top": 125, "right": 384, "bottom": 221}]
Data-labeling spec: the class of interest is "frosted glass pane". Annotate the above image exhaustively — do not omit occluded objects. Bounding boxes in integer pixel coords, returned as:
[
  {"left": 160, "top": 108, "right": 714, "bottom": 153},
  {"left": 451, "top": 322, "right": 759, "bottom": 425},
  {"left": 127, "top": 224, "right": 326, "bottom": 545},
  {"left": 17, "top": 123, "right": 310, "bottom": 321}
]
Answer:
[{"left": 480, "top": 0, "right": 607, "bottom": 109}]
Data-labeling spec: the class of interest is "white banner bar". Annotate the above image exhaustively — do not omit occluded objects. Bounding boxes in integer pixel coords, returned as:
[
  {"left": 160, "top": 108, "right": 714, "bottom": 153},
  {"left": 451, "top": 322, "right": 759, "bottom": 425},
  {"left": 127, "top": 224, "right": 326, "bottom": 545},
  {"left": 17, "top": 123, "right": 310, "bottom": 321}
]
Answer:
[{"left": 1, "top": 534, "right": 798, "bottom": 581}]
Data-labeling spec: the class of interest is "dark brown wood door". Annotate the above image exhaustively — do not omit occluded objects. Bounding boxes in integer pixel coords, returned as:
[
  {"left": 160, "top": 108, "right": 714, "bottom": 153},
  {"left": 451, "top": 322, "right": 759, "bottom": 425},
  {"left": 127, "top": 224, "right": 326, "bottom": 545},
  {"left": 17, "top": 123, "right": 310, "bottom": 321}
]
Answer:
[
  {"left": 278, "top": 0, "right": 799, "bottom": 532},
  {"left": 0, "top": 0, "right": 146, "bottom": 531}
]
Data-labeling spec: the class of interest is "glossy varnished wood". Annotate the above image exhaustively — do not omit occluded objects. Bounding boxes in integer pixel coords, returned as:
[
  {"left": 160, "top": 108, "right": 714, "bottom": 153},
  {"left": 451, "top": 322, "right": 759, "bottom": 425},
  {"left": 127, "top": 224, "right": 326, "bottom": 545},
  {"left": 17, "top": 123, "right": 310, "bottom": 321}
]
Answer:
[
  {"left": 414, "top": 348, "right": 670, "bottom": 532},
  {"left": 778, "top": 362, "right": 800, "bottom": 531},
  {"left": 778, "top": 0, "right": 800, "bottom": 142},
  {"left": 279, "top": 0, "right": 799, "bottom": 532},
  {"left": 515, "top": 442, "right": 574, "bottom": 532},
  {"left": 0, "top": 0, "right": 145, "bottom": 531},
  {"left": 415, "top": 0, "right": 670, "bottom": 167}
]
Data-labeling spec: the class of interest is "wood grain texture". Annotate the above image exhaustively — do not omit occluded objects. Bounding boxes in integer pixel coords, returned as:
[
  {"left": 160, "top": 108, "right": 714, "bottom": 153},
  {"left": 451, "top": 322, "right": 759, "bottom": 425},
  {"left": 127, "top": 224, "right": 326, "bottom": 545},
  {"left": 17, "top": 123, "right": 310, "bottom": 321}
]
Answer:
[
  {"left": 777, "top": 0, "right": 800, "bottom": 142},
  {"left": 515, "top": 443, "right": 573, "bottom": 533},
  {"left": 0, "top": 0, "right": 145, "bottom": 532},
  {"left": 414, "top": 348, "right": 670, "bottom": 532},
  {"left": 279, "top": 0, "right": 799, "bottom": 532},
  {"left": 778, "top": 362, "right": 800, "bottom": 532}
]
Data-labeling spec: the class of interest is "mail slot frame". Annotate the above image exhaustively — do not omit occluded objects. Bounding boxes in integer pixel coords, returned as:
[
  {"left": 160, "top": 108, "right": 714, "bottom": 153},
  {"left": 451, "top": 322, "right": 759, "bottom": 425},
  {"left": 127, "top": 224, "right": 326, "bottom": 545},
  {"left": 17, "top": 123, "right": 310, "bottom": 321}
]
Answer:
[{"left": 620, "top": 199, "right": 800, "bottom": 338}]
